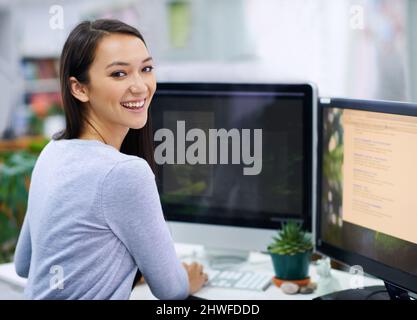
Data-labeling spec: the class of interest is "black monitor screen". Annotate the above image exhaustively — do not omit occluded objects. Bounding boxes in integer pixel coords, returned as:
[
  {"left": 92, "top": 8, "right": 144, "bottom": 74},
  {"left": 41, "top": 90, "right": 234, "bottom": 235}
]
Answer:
[
  {"left": 151, "top": 83, "right": 313, "bottom": 230},
  {"left": 317, "top": 99, "right": 417, "bottom": 294}
]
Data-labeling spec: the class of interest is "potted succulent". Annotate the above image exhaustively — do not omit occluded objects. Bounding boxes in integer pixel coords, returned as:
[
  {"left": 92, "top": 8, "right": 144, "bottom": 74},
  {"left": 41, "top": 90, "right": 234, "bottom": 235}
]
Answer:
[{"left": 267, "top": 221, "right": 313, "bottom": 285}]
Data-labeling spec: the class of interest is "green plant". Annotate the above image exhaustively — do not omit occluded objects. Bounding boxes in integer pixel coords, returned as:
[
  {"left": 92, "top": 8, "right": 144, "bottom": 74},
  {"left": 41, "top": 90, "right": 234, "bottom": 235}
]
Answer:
[
  {"left": 0, "top": 138, "right": 49, "bottom": 263},
  {"left": 268, "top": 222, "right": 313, "bottom": 281},
  {"left": 268, "top": 221, "right": 313, "bottom": 255},
  {"left": 28, "top": 112, "right": 44, "bottom": 136},
  {"left": 47, "top": 103, "right": 64, "bottom": 117}
]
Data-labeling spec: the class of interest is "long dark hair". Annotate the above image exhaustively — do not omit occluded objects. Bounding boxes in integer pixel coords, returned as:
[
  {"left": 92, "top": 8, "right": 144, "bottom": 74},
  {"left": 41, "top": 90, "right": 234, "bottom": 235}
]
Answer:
[{"left": 55, "top": 19, "right": 156, "bottom": 174}]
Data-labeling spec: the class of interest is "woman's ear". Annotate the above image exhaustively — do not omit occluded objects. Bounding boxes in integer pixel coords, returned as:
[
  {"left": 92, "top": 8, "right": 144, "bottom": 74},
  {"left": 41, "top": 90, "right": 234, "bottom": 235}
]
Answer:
[{"left": 69, "top": 76, "right": 89, "bottom": 103}]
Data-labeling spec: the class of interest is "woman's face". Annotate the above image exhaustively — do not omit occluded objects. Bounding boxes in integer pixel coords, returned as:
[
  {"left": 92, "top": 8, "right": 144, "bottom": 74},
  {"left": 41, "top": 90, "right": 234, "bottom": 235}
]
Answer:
[{"left": 84, "top": 33, "right": 156, "bottom": 131}]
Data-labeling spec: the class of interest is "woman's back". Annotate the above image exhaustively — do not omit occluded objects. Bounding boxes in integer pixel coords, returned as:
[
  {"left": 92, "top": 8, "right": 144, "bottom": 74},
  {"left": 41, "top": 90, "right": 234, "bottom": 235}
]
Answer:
[{"left": 14, "top": 138, "right": 189, "bottom": 300}]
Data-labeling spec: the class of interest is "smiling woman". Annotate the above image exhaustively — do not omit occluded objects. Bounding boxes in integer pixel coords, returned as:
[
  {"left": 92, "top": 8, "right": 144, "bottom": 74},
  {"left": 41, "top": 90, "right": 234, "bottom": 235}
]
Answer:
[
  {"left": 72, "top": 33, "right": 156, "bottom": 145},
  {"left": 57, "top": 20, "right": 157, "bottom": 164},
  {"left": 13, "top": 19, "right": 207, "bottom": 300}
]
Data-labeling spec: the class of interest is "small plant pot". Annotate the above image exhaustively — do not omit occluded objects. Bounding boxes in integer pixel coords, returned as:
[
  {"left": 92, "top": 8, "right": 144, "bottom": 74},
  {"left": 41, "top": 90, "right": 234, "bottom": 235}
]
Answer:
[{"left": 270, "top": 250, "right": 312, "bottom": 281}]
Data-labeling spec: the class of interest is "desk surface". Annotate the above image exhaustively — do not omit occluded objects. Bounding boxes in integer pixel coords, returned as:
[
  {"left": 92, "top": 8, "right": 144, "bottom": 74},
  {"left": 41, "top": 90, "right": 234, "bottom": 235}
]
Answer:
[
  {"left": 130, "top": 243, "right": 384, "bottom": 300},
  {"left": 0, "top": 243, "right": 384, "bottom": 300}
]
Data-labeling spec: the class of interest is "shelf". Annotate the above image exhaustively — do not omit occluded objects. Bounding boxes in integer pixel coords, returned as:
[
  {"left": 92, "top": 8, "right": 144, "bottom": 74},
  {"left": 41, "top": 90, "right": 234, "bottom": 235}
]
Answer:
[
  {"left": 20, "top": 53, "right": 59, "bottom": 60},
  {"left": 24, "top": 78, "right": 60, "bottom": 93},
  {"left": 0, "top": 135, "right": 46, "bottom": 152}
]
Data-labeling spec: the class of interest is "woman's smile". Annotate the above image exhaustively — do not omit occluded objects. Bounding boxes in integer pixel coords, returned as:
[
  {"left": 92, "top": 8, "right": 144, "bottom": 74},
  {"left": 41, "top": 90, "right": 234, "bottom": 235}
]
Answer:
[{"left": 120, "top": 98, "right": 147, "bottom": 112}]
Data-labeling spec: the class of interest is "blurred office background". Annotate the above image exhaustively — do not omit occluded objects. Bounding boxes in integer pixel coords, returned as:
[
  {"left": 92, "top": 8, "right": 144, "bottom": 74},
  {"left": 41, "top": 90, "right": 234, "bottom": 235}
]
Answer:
[
  {"left": 0, "top": 0, "right": 416, "bottom": 262},
  {"left": 0, "top": 0, "right": 416, "bottom": 140}
]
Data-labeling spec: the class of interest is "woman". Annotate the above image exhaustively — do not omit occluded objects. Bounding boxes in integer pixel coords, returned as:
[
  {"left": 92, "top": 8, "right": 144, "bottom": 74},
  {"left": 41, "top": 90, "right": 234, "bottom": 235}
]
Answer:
[{"left": 14, "top": 19, "right": 207, "bottom": 300}]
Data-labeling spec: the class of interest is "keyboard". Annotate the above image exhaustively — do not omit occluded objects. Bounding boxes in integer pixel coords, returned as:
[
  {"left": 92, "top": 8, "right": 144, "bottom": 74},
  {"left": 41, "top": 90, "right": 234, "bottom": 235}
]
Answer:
[{"left": 206, "top": 270, "right": 272, "bottom": 291}]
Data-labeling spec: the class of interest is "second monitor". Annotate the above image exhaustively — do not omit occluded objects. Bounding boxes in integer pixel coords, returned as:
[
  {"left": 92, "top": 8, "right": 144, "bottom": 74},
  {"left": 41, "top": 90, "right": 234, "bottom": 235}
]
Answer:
[
  {"left": 316, "top": 98, "right": 417, "bottom": 299},
  {"left": 151, "top": 83, "right": 316, "bottom": 259}
]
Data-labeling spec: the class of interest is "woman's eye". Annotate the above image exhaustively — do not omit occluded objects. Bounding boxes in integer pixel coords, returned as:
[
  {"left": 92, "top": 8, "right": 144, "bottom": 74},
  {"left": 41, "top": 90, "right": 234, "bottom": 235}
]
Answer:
[
  {"left": 110, "top": 71, "right": 127, "bottom": 78},
  {"left": 142, "top": 66, "right": 154, "bottom": 73}
]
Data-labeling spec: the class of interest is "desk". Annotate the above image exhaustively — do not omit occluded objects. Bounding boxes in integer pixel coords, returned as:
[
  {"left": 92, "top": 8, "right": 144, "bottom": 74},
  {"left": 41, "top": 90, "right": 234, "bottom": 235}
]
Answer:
[
  {"left": 0, "top": 243, "right": 384, "bottom": 300},
  {"left": 130, "top": 243, "right": 384, "bottom": 300}
]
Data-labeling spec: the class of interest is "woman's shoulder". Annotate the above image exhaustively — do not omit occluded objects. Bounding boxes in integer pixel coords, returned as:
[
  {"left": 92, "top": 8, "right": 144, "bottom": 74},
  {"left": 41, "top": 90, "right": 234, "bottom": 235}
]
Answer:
[
  {"left": 49, "top": 138, "right": 130, "bottom": 160},
  {"left": 44, "top": 138, "right": 152, "bottom": 178},
  {"left": 101, "top": 157, "right": 156, "bottom": 201},
  {"left": 104, "top": 156, "right": 154, "bottom": 183}
]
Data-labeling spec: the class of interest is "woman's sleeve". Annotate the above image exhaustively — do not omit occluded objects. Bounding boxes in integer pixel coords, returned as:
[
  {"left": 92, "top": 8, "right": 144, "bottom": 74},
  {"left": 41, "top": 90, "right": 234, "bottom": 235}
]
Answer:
[
  {"left": 101, "top": 159, "right": 189, "bottom": 300},
  {"left": 14, "top": 215, "right": 32, "bottom": 278}
]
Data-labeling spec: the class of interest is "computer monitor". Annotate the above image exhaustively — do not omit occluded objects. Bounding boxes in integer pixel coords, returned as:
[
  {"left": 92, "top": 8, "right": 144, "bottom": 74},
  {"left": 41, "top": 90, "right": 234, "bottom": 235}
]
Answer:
[
  {"left": 317, "top": 98, "right": 417, "bottom": 300},
  {"left": 150, "top": 83, "right": 317, "bottom": 263}
]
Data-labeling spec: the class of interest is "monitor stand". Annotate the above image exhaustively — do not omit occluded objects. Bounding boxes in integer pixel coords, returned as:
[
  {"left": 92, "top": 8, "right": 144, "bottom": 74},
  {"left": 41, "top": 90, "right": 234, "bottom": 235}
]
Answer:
[
  {"left": 204, "top": 247, "right": 250, "bottom": 270},
  {"left": 314, "top": 282, "right": 415, "bottom": 300},
  {"left": 384, "top": 282, "right": 416, "bottom": 300}
]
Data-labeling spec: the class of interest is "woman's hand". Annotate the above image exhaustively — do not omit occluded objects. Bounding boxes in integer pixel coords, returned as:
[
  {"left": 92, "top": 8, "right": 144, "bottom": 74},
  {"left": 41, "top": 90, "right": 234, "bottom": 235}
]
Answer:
[{"left": 182, "top": 262, "right": 208, "bottom": 294}]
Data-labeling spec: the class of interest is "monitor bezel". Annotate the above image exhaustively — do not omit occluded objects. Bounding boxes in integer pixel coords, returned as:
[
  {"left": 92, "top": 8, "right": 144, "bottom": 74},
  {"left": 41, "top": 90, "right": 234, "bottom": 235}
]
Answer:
[
  {"left": 316, "top": 97, "right": 417, "bottom": 294},
  {"left": 151, "top": 82, "right": 315, "bottom": 232}
]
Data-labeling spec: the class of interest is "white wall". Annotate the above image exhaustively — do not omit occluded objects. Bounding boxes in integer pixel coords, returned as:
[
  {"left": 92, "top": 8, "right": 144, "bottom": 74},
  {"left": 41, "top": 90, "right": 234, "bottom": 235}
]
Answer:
[
  {"left": 0, "top": 3, "right": 21, "bottom": 137},
  {"left": 153, "top": 0, "right": 413, "bottom": 102}
]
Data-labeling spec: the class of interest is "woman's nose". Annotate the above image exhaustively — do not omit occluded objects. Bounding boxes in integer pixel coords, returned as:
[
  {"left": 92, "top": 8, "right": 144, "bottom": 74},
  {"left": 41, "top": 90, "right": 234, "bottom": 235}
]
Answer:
[{"left": 129, "top": 75, "right": 147, "bottom": 94}]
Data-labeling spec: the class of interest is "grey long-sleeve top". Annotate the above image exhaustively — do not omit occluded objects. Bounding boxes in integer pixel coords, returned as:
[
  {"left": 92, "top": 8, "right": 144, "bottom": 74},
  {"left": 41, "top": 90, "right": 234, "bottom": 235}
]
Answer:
[{"left": 14, "top": 138, "right": 189, "bottom": 300}]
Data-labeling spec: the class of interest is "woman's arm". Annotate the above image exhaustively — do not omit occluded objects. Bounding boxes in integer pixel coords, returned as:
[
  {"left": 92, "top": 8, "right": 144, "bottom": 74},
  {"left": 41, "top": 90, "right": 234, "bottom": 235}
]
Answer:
[
  {"left": 14, "top": 215, "right": 32, "bottom": 278},
  {"left": 101, "top": 158, "right": 189, "bottom": 300}
]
